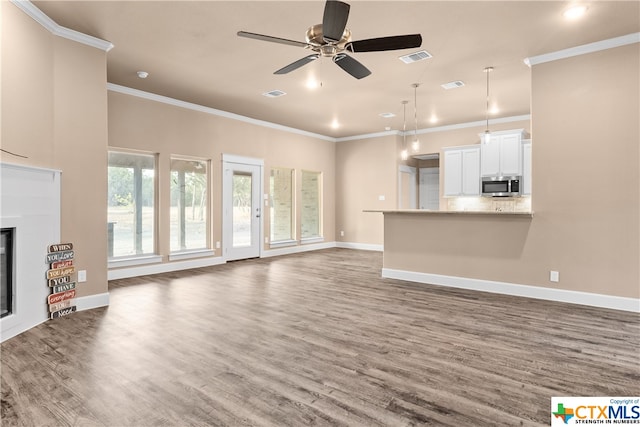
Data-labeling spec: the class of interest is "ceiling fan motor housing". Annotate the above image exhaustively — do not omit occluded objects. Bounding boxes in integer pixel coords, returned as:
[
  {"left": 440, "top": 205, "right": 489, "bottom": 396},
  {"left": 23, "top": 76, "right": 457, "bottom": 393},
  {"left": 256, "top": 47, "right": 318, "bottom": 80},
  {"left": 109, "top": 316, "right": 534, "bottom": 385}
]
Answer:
[{"left": 306, "top": 24, "right": 352, "bottom": 57}]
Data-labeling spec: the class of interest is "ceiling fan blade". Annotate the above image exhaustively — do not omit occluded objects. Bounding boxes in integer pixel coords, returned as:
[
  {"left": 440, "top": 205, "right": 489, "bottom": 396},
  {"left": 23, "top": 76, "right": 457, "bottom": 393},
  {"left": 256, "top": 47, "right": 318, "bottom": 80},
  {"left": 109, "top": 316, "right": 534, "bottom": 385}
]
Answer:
[
  {"left": 237, "top": 31, "right": 309, "bottom": 48},
  {"left": 274, "top": 54, "right": 320, "bottom": 75},
  {"left": 322, "top": 0, "right": 350, "bottom": 43},
  {"left": 333, "top": 54, "right": 371, "bottom": 79},
  {"left": 347, "top": 34, "right": 423, "bottom": 53}
]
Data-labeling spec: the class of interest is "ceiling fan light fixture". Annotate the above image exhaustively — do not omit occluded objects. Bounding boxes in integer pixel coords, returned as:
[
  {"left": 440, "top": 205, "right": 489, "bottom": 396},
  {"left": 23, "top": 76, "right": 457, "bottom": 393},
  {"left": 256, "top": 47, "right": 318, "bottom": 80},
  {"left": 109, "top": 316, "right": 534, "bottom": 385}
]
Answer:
[{"left": 238, "top": 0, "right": 422, "bottom": 79}]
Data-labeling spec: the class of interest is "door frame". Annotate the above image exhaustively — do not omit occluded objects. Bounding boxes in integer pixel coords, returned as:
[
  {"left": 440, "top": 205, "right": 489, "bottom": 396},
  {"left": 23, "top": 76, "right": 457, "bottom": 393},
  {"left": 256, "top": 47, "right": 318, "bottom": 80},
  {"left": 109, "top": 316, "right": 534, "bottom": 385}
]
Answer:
[
  {"left": 398, "top": 165, "right": 417, "bottom": 209},
  {"left": 221, "top": 154, "right": 264, "bottom": 261}
]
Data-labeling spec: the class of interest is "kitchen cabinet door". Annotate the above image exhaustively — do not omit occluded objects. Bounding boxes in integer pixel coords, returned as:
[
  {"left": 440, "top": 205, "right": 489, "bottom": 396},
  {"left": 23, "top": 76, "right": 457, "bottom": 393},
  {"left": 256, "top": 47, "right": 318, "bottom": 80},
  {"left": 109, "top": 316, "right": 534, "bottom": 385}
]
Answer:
[
  {"left": 480, "top": 130, "right": 524, "bottom": 177},
  {"left": 444, "top": 146, "right": 480, "bottom": 197},
  {"left": 461, "top": 148, "right": 480, "bottom": 196},
  {"left": 444, "top": 149, "right": 462, "bottom": 196},
  {"left": 499, "top": 133, "right": 522, "bottom": 176},
  {"left": 480, "top": 139, "right": 500, "bottom": 176}
]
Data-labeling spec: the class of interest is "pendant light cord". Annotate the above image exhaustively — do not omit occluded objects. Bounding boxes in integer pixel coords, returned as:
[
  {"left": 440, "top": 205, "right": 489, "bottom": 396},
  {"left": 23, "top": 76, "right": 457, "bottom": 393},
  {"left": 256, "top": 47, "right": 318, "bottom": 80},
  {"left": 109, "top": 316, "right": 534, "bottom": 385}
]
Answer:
[
  {"left": 402, "top": 100, "right": 407, "bottom": 149},
  {"left": 414, "top": 84, "right": 418, "bottom": 140},
  {"left": 485, "top": 67, "right": 493, "bottom": 134}
]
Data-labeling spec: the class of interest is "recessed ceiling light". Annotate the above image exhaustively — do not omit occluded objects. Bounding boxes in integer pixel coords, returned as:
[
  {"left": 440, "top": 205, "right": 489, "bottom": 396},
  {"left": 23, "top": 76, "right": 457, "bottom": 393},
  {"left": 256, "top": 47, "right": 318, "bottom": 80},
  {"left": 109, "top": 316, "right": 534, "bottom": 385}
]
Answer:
[
  {"left": 262, "top": 89, "right": 286, "bottom": 98},
  {"left": 441, "top": 81, "right": 465, "bottom": 90},
  {"left": 137, "top": 71, "right": 149, "bottom": 79},
  {"left": 331, "top": 119, "right": 340, "bottom": 129},
  {"left": 379, "top": 112, "right": 396, "bottom": 118},
  {"left": 429, "top": 115, "right": 438, "bottom": 124},
  {"left": 306, "top": 78, "right": 321, "bottom": 90},
  {"left": 563, "top": 5, "right": 588, "bottom": 20}
]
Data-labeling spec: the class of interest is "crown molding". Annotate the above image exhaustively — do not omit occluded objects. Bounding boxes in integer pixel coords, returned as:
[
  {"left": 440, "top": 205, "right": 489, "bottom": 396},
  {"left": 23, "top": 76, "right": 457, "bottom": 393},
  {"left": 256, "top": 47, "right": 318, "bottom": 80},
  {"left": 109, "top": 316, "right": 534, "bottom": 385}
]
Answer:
[
  {"left": 336, "top": 130, "right": 401, "bottom": 142},
  {"left": 10, "top": 0, "right": 113, "bottom": 52},
  {"left": 416, "top": 115, "right": 531, "bottom": 135},
  {"left": 107, "top": 83, "right": 336, "bottom": 142},
  {"left": 524, "top": 32, "right": 639, "bottom": 67}
]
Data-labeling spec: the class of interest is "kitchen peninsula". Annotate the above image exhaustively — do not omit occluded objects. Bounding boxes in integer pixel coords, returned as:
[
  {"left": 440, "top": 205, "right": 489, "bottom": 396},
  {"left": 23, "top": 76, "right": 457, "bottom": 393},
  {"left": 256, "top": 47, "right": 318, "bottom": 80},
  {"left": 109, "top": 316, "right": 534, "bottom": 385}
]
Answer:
[{"left": 363, "top": 208, "right": 588, "bottom": 307}]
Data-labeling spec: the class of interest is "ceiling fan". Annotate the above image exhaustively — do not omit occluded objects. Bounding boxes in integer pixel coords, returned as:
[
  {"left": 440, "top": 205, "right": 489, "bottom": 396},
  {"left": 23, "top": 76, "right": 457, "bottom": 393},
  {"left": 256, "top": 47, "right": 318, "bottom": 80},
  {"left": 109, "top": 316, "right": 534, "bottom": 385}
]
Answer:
[{"left": 238, "top": 0, "right": 422, "bottom": 79}]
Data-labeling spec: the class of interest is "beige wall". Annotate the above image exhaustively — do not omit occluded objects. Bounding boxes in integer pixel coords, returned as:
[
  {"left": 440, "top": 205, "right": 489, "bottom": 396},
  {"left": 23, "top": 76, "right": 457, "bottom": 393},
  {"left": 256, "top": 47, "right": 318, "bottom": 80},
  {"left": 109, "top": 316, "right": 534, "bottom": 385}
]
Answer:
[
  {"left": 382, "top": 44, "right": 639, "bottom": 299},
  {"left": 335, "top": 134, "right": 400, "bottom": 245},
  {"left": 107, "top": 92, "right": 335, "bottom": 261},
  {"left": 1, "top": 2, "right": 109, "bottom": 300}
]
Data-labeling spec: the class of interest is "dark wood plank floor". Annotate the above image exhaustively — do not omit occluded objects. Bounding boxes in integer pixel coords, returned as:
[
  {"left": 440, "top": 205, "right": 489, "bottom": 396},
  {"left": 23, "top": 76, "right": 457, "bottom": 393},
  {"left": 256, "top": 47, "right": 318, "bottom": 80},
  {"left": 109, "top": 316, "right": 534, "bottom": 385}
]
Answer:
[{"left": 2, "top": 249, "right": 639, "bottom": 426}]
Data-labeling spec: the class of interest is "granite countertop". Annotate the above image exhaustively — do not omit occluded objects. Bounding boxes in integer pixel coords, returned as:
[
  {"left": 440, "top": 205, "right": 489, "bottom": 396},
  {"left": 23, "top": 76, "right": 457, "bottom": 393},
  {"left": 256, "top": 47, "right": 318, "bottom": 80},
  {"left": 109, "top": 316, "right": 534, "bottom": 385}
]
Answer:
[{"left": 363, "top": 209, "right": 534, "bottom": 217}]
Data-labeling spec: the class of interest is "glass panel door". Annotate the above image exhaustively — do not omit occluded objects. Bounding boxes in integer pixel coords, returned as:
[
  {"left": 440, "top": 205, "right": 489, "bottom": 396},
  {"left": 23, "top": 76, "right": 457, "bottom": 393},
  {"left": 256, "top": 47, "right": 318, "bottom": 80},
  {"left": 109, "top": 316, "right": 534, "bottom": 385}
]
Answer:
[
  {"left": 232, "top": 172, "right": 253, "bottom": 248},
  {"left": 222, "top": 157, "right": 262, "bottom": 261}
]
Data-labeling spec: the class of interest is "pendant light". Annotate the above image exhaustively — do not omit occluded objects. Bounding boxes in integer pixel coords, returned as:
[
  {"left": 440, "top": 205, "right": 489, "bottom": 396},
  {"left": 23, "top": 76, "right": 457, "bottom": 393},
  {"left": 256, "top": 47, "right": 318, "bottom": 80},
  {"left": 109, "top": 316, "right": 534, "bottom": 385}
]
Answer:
[
  {"left": 411, "top": 83, "right": 420, "bottom": 152},
  {"left": 400, "top": 100, "right": 409, "bottom": 160},
  {"left": 483, "top": 66, "right": 493, "bottom": 144}
]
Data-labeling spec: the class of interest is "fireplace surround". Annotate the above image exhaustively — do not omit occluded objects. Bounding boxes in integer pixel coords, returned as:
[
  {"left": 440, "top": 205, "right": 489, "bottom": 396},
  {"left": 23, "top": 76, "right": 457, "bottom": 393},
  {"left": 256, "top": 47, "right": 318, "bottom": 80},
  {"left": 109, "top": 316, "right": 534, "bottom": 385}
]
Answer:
[{"left": 0, "top": 163, "right": 61, "bottom": 342}]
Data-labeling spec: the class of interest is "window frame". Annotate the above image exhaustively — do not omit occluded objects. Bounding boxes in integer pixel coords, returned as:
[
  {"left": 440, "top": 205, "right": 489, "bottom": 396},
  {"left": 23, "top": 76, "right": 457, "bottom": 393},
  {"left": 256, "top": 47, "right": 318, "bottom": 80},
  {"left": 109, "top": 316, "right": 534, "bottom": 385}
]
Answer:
[
  {"left": 107, "top": 149, "right": 159, "bottom": 265},
  {"left": 169, "top": 156, "right": 211, "bottom": 256},
  {"left": 300, "top": 169, "right": 323, "bottom": 243},
  {"left": 269, "top": 167, "right": 296, "bottom": 247}
]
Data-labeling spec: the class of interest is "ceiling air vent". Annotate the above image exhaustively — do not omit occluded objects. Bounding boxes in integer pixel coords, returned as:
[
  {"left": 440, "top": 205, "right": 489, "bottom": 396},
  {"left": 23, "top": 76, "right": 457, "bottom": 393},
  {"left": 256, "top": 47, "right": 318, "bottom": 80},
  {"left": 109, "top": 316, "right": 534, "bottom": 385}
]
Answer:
[
  {"left": 399, "top": 50, "right": 432, "bottom": 64},
  {"left": 262, "top": 89, "right": 287, "bottom": 98},
  {"left": 441, "top": 80, "right": 465, "bottom": 90}
]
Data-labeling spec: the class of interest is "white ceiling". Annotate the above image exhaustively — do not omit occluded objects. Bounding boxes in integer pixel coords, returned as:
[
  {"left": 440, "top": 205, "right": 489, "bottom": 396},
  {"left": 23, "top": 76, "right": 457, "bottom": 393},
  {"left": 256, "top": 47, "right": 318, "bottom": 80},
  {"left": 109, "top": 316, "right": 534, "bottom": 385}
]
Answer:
[{"left": 32, "top": 1, "right": 640, "bottom": 138}]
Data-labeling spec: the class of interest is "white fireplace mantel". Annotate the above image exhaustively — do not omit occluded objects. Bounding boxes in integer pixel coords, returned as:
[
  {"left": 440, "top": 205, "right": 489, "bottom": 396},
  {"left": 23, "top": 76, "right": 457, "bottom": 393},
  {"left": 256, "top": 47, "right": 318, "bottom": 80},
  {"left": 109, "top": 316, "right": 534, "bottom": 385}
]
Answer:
[{"left": 1, "top": 162, "right": 61, "bottom": 342}]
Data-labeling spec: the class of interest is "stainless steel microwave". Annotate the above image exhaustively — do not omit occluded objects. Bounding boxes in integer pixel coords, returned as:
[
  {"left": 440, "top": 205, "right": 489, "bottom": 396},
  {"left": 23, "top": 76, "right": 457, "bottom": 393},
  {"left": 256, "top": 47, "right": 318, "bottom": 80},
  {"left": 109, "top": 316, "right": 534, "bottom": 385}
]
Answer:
[{"left": 481, "top": 176, "right": 522, "bottom": 197}]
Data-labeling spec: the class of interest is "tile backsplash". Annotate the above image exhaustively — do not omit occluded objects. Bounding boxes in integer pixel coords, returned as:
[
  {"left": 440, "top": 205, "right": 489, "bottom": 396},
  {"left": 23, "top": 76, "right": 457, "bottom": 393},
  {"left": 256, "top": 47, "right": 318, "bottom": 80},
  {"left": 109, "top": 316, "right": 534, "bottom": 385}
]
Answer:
[{"left": 446, "top": 196, "right": 531, "bottom": 212}]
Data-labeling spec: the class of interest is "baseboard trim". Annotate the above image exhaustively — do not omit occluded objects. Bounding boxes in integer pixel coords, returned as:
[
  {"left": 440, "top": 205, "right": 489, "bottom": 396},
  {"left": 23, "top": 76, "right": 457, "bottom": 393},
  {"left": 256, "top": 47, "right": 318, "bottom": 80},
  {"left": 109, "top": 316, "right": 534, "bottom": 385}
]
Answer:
[
  {"left": 262, "top": 241, "right": 336, "bottom": 258},
  {"left": 336, "top": 242, "right": 384, "bottom": 252},
  {"left": 382, "top": 268, "right": 640, "bottom": 313},
  {"left": 108, "top": 256, "right": 226, "bottom": 280},
  {"left": 75, "top": 292, "right": 110, "bottom": 311}
]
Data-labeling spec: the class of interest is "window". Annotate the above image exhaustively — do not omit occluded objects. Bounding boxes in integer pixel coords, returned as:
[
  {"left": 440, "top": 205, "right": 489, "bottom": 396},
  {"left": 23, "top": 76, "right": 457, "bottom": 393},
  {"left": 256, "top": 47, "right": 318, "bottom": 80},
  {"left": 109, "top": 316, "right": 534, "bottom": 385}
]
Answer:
[
  {"left": 269, "top": 167, "right": 295, "bottom": 243},
  {"left": 170, "top": 158, "right": 208, "bottom": 252},
  {"left": 108, "top": 151, "right": 156, "bottom": 258},
  {"left": 300, "top": 170, "right": 322, "bottom": 240}
]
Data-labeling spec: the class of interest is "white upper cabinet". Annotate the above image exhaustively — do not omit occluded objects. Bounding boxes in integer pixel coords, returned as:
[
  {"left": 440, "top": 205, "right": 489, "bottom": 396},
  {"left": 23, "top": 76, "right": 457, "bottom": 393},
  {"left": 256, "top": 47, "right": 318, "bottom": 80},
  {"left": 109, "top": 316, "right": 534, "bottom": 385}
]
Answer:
[
  {"left": 444, "top": 145, "right": 480, "bottom": 197},
  {"left": 480, "top": 129, "right": 525, "bottom": 177}
]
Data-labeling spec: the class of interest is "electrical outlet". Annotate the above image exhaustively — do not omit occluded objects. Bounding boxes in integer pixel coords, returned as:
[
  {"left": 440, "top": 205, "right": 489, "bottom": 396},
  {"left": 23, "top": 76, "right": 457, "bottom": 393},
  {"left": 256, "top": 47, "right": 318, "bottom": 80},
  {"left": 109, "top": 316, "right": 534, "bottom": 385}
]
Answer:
[
  {"left": 378, "top": 195, "right": 386, "bottom": 201},
  {"left": 78, "top": 270, "right": 87, "bottom": 283},
  {"left": 340, "top": 230, "right": 344, "bottom": 237},
  {"left": 215, "top": 241, "right": 221, "bottom": 249},
  {"left": 265, "top": 237, "right": 269, "bottom": 244},
  {"left": 550, "top": 270, "right": 559, "bottom": 282}
]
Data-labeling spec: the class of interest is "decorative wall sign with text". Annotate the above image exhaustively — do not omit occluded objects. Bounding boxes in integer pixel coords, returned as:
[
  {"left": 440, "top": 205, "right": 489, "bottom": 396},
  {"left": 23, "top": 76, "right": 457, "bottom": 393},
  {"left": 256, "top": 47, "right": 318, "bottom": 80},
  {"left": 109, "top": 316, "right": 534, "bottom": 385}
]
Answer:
[{"left": 46, "top": 242, "right": 77, "bottom": 319}]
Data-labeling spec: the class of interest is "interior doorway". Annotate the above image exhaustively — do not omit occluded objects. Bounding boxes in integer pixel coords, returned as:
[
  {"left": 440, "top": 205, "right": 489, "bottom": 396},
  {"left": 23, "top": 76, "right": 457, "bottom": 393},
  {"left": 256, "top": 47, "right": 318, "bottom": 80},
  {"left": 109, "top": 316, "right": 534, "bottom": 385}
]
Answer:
[
  {"left": 419, "top": 167, "right": 439, "bottom": 210},
  {"left": 222, "top": 155, "right": 263, "bottom": 261}
]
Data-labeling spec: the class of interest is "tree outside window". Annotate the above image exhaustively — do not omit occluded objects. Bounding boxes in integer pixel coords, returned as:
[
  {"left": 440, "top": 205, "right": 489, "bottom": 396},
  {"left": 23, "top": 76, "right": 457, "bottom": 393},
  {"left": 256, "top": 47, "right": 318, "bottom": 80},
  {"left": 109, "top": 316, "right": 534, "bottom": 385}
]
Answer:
[
  {"left": 170, "top": 158, "right": 208, "bottom": 252},
  {"left": 107, "top": 151, "right": 156, "bottom": 258},
  {"left": 270, "top": 167, "right": 294, "bottom": 243}
]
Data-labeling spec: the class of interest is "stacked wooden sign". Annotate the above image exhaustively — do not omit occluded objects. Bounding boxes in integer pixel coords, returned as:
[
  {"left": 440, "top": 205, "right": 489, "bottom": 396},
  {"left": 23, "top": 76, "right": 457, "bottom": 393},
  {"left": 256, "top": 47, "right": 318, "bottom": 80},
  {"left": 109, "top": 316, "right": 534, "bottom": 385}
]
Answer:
[{"left": 46, "top": 243, "right": 77, "bottom": 318}]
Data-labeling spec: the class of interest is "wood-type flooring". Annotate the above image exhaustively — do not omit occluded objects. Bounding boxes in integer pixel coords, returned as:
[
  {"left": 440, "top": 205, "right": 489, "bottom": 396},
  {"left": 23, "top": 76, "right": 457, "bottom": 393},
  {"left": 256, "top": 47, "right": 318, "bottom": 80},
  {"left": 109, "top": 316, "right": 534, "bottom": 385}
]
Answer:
[{"left": 1, "top": 249, "right": 639, "bottom": 426}]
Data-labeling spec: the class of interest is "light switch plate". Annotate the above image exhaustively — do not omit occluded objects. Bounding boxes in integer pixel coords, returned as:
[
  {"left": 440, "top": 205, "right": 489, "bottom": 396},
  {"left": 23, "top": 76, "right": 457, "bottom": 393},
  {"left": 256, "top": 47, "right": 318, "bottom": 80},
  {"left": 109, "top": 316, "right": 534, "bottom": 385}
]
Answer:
[
  {"left": 78, "top": 270, "right": 87, "bottom": 283},
  {"left": 550, "top": 270, "right": 559, "bottom": 282}
]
